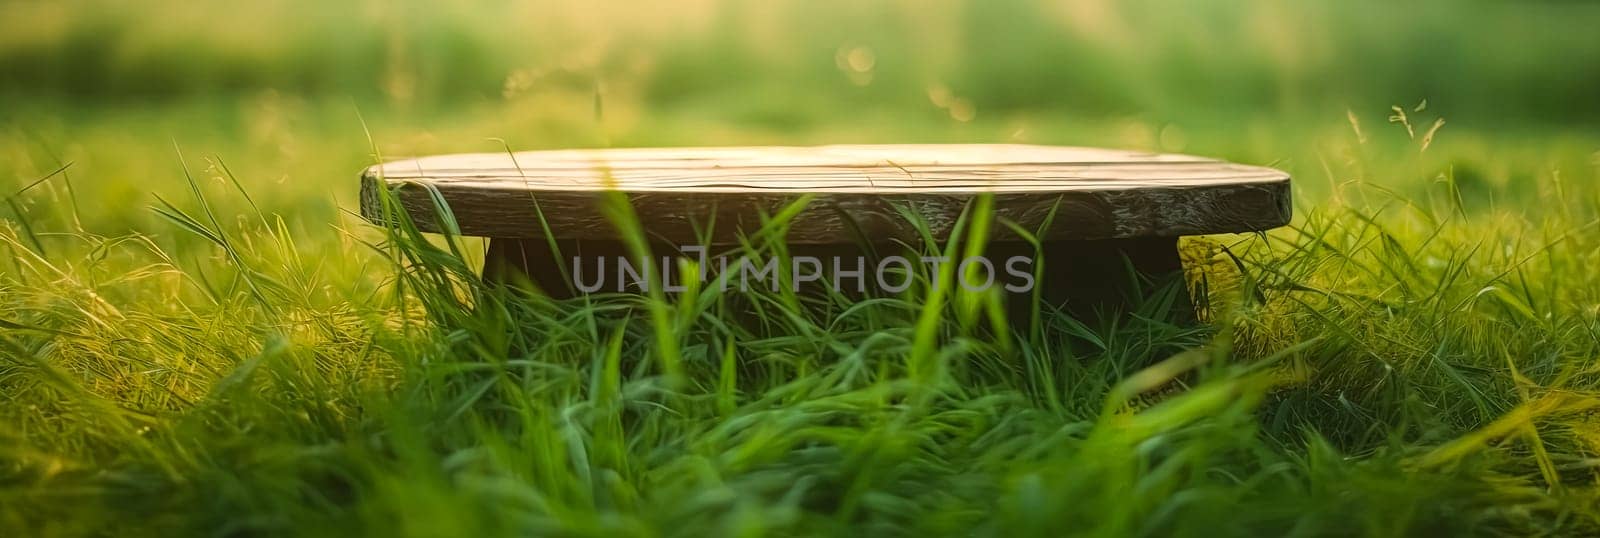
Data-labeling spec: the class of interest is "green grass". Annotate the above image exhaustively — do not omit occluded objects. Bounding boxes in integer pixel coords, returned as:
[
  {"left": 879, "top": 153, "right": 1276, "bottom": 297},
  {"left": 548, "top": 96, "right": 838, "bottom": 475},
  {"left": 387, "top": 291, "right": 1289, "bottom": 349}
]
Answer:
[
  {"left": 5, "top": 0, "right": 1600, "bottom": 535},
  {"left": 5, "top": 95, "right": 1600, "bottom": 536}
]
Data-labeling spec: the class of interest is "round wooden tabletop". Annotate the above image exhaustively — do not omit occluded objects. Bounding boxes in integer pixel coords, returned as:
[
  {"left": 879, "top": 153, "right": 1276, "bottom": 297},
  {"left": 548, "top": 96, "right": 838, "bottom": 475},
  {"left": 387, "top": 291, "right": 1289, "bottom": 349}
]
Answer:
[{"left": 360, "top": 144, "right": 1291, "bottom": 243}]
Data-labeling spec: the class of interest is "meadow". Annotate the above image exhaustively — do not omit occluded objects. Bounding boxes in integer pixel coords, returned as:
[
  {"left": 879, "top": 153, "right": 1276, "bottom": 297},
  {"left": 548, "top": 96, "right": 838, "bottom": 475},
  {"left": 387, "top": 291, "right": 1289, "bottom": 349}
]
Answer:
[{"left": 4, "top": 0, "right": 1600, "bottom": 535}]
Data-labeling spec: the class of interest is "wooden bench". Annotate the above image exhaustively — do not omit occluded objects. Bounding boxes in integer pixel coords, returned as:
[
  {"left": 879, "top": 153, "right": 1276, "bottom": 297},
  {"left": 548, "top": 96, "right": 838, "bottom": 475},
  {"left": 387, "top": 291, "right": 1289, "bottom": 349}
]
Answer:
[{"left": 359, "top": 144, "right": 1290, "bottom": 320}]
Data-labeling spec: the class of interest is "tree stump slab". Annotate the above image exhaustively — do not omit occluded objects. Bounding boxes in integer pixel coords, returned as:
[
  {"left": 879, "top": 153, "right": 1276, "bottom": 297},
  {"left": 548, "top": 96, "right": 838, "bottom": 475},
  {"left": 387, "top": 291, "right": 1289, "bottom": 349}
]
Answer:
[{"left": 359, "top": 144, "right": 1291, "bottom": 321}]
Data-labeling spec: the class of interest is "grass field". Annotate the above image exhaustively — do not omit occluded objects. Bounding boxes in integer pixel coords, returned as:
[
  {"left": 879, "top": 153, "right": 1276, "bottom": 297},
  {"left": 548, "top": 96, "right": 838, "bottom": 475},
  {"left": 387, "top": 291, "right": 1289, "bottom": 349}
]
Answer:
[{"left": 5, "top": 0, "right": 1600, "bottom": 536}]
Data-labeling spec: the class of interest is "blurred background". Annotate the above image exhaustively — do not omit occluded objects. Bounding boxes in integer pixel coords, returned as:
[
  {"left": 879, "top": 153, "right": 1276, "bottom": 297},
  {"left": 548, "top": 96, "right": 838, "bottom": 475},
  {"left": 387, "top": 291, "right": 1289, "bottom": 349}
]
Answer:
[
  {"left": 6, "top": 0, "right": 1599, "bottom": 122},
  {"left": 1, "top": 0, "right": 1598, "bottom": 237}
]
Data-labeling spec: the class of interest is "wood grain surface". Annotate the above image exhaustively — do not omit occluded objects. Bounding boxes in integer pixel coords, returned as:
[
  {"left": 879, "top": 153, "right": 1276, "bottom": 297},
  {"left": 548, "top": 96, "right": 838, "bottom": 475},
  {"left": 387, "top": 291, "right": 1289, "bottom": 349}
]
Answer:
[{"left": 359, "top": 144, "right": 1291, "bottom": 243}]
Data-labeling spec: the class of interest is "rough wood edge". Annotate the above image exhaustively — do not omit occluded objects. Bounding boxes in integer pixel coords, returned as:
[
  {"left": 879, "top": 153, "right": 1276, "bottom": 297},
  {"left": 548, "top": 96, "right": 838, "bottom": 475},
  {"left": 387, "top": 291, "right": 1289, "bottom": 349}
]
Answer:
[{"left": 360, "top": 166, "right": 1291, "bottom": 243}]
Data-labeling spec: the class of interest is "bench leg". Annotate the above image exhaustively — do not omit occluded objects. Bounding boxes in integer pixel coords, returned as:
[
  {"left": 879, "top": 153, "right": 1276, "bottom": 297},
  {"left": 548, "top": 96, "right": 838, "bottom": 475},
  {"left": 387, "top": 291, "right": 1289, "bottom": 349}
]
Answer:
[
  {"left": 484, "top": 237, "right": 1195, "bottom": 323},
  {"left": 485, "top": 238, "right": 635, "bottom": 298},
  {"left": 1030, "top": 237, "right": 1194, "bottom": 324}
]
